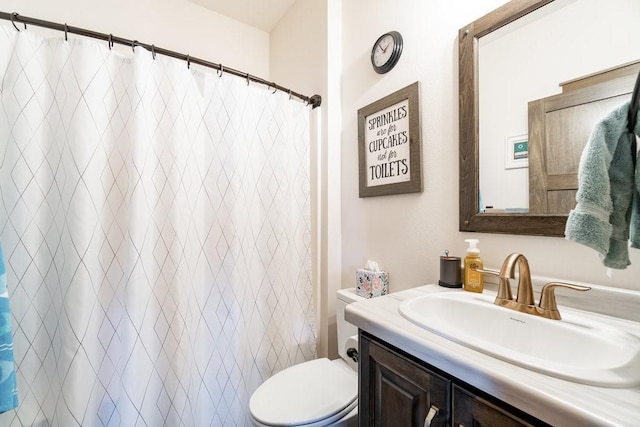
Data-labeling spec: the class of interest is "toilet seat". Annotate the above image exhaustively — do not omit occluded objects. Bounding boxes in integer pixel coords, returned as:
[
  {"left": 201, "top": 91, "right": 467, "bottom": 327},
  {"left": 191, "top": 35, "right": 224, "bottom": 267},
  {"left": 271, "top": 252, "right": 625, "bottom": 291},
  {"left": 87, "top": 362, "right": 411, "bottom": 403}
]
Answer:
[{"left": 249, "top": 358, "right": 358, "bottom": 427}]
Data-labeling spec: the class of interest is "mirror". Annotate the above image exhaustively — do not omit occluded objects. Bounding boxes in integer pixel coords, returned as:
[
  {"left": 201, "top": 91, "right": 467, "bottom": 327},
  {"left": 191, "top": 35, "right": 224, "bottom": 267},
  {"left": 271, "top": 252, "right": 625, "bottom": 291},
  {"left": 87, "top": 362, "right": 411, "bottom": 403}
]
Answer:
[{"left": 459, "top": 0, "right": 640, "bottom": 236}]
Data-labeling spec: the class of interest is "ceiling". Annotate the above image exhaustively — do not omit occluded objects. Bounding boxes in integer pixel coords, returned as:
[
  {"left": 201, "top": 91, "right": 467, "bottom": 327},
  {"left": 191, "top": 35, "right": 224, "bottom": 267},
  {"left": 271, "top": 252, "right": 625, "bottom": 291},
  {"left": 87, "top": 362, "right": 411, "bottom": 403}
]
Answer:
[{"left": 187, "top": 0, "right": 298, "bottom": 32}]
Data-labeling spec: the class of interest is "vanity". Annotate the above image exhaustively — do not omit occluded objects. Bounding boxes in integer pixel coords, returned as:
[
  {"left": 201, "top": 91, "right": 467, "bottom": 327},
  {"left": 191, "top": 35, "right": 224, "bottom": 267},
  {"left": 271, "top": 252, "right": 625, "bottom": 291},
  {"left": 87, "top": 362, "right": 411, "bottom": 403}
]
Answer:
[
  {"left": 346, "top": 281, "right": 640, "bottom": 426},
  {"left": 359, "top": 332, "right": 538, "bottom": 426}
]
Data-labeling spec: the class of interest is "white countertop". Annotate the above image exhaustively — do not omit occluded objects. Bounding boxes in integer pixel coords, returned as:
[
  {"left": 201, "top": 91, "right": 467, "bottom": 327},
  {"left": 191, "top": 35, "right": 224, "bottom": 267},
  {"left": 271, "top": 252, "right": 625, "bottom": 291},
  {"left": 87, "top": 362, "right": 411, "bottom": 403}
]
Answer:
[{"left": 345, "top": 284, "right": 640, "bottom": 427}]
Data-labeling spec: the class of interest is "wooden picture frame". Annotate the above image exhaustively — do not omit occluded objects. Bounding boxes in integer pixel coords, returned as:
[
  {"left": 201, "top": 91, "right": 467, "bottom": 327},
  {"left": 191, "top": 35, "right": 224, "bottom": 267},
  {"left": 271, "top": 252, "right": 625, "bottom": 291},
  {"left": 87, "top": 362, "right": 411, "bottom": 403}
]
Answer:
[{"left": 358, "top": 82, "right": 422, "bottom": 197}]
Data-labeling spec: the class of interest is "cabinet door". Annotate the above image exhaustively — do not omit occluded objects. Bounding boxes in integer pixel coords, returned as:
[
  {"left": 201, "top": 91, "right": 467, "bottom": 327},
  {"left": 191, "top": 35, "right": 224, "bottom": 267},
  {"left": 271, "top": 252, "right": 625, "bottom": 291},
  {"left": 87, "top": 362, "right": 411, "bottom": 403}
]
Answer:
[
  {"left": 360, "top": 333, "right": 450, "bottom": 427},
  {"left": 528, "top": 93, "right": 630, "bottom": 214},
  {"left": 527, "top": 64, "right": 638, "bottom": 215},
  {"left": 452, "top": 385, "right": 538, "bottom": 427}
]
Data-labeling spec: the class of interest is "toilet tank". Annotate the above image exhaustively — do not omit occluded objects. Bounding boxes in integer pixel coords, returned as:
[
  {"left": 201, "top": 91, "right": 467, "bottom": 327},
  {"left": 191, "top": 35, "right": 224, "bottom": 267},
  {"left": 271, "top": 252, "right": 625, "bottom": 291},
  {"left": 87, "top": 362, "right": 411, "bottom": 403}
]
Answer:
[{"left": 336, "top": 288, "right": 366, "bottom": 361}]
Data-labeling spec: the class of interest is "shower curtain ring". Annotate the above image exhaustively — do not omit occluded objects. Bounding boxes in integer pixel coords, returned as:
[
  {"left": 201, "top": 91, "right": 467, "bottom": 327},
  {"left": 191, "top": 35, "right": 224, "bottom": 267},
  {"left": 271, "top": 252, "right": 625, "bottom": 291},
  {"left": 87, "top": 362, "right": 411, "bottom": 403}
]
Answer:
[
  {"left": 218, "top": 65, "right": 224, "bottom": 77},
  {"left": 271, "top": 83, "right": 277, "bottom": 94},
  {"left": 246, "top": 73, "right": 250, "bottom": 86},
  {"left": 108, "top": 34, "right": 113, "bottom": 50},
  {"left": 151, "top": 44, "right": 156, "bottom": 60},
  {"left": 64, "top": 23, "right": 68, "bottom": 41},
  {"left": 288, "top": 90, "right": 292, "bottom": 100},
  {"left": 10, "top": 13, "right": 25, "bottom": 32},
  {"left": 131, "top": 40, "right": 137, "bottom": 53},
  {"left": 186, "top": 55, "right": 190, "bottom": 69}
]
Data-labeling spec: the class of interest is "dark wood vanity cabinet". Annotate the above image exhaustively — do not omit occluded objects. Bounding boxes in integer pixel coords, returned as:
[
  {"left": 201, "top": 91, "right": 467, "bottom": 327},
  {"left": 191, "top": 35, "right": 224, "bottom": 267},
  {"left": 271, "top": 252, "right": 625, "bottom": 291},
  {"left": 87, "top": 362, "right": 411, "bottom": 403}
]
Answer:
[
  {"left": 359, "top": 332, "right": 546, "bottom": 427},
  {"left": 452, "top": 385, "right": 537, "bottom": 427},
  {"left": 359, "top": 332, "right": 451, "bottom": 426}
]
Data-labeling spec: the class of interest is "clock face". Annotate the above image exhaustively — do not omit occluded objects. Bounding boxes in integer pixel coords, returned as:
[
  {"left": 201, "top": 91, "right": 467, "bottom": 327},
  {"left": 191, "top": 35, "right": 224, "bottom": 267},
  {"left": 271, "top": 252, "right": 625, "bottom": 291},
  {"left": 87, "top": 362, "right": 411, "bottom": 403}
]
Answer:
[
  {"left": 371, "top": 31, "right": 403, "bottom": 74},
  {"left": 373, "top": 34, "right": 395, "bottom": 67}
]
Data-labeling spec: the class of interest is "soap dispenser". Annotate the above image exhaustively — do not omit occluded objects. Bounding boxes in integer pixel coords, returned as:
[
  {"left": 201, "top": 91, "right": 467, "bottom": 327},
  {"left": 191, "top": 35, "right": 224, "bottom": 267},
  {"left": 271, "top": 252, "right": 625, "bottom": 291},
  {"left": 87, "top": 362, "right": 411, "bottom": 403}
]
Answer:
[{"left": 464, "top": 239, "right": 483, "bottom": 293}]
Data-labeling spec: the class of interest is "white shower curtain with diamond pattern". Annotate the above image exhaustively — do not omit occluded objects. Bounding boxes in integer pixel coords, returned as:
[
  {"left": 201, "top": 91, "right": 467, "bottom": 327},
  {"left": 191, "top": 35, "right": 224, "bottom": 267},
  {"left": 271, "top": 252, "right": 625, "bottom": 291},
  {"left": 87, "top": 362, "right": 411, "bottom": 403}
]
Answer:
[{"left": 0, "top": 22, "right": 315, "bottom": 427}]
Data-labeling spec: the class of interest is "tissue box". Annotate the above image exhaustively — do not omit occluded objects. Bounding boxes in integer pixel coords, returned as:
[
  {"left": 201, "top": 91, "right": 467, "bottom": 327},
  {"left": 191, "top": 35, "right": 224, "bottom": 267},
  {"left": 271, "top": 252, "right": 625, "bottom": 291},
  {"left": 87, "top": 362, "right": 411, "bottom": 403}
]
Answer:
[{"left": 356, "top": 269, "right": 389, "bottom": 298}]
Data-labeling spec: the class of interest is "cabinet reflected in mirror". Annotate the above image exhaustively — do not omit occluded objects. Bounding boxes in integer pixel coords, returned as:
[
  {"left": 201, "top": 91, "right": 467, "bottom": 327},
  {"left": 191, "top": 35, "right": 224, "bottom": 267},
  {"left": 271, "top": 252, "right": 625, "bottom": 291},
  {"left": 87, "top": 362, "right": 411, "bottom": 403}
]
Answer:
[
  {"left": 527, "top": 62, "right": 639, "bottom": 214},
  {"left": 459, "top": 0, "right": 640, "bottom": 236}
]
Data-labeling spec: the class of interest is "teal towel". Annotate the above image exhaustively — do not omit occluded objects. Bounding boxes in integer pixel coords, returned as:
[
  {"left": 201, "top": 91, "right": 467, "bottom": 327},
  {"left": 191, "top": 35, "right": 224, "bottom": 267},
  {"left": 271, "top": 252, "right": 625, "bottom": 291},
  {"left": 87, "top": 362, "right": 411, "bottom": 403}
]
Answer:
[
  {"left": 565, "top": 101, "right": 640, "bottom": 269},
  {"left": 0, "top": 242, "right": 18, "bottom": 413}
]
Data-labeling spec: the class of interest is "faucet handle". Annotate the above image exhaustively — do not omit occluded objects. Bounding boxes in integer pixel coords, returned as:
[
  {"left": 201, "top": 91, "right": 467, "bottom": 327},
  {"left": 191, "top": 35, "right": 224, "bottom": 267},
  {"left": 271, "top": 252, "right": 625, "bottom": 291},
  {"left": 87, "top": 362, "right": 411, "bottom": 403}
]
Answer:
[
  {"left": 539, "top": 282, "right": 591, "bottom": 320},
  {"left": 477, "top": 268, "right": 513, "bottom": 301},
  {"left": 476, "top": 268, "right": 499, "bottom": 277}
]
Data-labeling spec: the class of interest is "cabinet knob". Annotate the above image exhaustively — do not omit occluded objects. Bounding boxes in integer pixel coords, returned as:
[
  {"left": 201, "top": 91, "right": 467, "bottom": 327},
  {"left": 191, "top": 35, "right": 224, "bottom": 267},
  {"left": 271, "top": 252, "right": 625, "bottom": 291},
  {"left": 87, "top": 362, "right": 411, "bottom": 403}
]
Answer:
[{"left": 423, "top": 405, "right": 439, "bottom": 427}]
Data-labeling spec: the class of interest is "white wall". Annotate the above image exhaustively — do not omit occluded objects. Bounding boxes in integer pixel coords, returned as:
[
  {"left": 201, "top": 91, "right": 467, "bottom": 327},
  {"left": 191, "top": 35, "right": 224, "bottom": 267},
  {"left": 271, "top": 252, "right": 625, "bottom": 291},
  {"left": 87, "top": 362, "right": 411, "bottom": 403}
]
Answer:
[
  {"left": 341, "top": 0, "right": 640, "bottom": 293},
  {"left": 3, "top": 0, "right": 270, "bottom": 77}
]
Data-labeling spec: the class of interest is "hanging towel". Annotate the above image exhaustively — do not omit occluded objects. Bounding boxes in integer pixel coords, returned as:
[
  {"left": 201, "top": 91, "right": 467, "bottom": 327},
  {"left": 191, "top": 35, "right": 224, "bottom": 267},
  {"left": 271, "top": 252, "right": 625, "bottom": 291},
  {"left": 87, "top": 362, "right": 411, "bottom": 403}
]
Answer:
[
  {"left": 565, "top": 101, "right": 640, "bottom": 268},
  {"left": 0, "top": 242, "right": 18, "bottom": 413}
]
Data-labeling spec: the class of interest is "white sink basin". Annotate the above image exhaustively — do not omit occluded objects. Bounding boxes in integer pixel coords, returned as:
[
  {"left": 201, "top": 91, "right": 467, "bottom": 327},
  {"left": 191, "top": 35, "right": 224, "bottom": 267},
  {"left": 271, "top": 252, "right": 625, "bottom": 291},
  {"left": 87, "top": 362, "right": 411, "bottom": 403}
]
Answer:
[{"left": 398, "top": 291, "right": 640, "bottom": 388}]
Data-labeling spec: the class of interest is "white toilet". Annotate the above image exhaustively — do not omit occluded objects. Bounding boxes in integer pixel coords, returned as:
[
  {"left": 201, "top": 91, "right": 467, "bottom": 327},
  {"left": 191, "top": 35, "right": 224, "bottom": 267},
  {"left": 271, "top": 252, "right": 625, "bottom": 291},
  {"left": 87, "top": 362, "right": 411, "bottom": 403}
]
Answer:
[{"left": 249, "top": 288, "right": 365, "bottom": 427}]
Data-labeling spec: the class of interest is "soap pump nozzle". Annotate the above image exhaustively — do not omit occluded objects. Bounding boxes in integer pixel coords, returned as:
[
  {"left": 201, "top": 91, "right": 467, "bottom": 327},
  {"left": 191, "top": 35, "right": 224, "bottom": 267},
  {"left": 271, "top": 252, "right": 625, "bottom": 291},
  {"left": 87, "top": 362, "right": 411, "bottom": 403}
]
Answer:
[{"left": 465, "top": 239, "right": 480, "bottom": 254}]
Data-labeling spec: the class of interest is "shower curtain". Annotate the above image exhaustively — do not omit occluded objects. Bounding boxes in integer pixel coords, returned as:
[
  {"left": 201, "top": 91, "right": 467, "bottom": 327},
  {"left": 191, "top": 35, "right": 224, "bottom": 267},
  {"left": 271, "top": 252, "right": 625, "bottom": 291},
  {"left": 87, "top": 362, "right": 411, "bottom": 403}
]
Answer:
[{"left": 0, "top": 22, "right": 315, "bottom": 427}]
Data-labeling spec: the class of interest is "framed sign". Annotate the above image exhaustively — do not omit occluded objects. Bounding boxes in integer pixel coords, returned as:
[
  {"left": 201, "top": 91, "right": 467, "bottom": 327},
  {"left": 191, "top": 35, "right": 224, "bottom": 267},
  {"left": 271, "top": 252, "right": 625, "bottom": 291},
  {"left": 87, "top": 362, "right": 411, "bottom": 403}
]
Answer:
[
  {"left": 358, "top": 82, "right": 422, "bottom": 197},
  {"left": 504, "top": 134, "right": 528, "bottom": 169}
]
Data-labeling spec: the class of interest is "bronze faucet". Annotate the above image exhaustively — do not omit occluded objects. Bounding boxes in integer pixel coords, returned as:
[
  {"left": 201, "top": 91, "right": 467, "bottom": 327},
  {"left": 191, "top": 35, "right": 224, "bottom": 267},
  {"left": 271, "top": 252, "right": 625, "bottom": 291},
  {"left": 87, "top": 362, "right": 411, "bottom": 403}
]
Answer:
[{"left": 485, "top": 253, "right": 590, "bottom": 320}]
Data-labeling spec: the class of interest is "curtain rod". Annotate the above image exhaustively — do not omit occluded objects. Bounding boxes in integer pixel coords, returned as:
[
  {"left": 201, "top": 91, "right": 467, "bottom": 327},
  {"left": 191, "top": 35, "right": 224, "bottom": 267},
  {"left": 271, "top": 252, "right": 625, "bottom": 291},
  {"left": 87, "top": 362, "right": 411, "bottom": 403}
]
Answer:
[{"left": 0, "top": 12, "right": 322, "bottom": 109}]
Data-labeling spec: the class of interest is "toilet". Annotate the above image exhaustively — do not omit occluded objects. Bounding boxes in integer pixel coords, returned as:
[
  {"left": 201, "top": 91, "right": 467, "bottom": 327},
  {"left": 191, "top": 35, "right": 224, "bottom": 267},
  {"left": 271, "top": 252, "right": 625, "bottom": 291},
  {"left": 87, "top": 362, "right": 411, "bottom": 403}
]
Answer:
[{"left": 249, "top": 288, "right": 365, "bottom": 427}]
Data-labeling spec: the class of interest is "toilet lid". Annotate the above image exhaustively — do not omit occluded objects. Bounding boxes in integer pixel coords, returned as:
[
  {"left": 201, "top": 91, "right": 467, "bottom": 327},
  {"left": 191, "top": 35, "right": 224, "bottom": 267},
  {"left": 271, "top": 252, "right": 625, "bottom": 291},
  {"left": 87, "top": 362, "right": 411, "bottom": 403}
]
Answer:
[{"left": 249, "top": 358, "right": 357, "bottom": 426}]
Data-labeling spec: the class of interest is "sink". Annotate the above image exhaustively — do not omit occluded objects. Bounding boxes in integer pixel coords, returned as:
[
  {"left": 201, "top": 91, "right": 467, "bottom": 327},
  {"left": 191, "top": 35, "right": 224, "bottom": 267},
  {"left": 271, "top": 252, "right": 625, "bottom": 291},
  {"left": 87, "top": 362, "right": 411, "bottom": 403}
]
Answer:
[{"left": 398, "top": 291, "right": 640, "bottom": 388}]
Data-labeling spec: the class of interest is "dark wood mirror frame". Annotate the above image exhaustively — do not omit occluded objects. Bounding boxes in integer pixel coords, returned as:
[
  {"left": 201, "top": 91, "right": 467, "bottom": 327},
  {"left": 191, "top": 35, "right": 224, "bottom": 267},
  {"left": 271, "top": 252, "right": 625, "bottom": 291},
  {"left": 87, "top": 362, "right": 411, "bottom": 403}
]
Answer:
[{"left": 458, "top": 0, "right": 567, "bottom": 237}]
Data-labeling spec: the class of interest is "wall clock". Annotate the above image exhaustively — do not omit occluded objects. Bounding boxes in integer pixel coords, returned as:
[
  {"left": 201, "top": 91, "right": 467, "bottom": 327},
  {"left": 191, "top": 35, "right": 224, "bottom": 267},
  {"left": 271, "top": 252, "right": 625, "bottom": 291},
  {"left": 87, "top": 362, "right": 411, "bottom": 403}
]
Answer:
[{"left": 371, "top": 31, "right": 403, "bottom": 74}]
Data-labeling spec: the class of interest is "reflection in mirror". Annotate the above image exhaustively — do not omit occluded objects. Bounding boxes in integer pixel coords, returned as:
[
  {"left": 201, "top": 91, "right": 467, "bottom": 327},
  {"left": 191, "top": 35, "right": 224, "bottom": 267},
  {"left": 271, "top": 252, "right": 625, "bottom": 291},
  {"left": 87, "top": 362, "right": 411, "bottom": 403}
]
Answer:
[
  {"left": 527, "top": 62, "right": 639, "bottom": 214},
  {"left": 459, "top": 0, "right": 640, "bottom": 236},
  {"left": 479, "top": 0, "right": 639, "bottom": 214}
]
